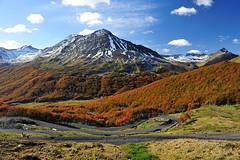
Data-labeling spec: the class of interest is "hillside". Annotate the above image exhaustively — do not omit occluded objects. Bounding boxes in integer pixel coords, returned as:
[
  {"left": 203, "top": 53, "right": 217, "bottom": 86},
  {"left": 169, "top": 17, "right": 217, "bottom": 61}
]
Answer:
[
  {"left": 0, "top": 65, "right": 171, "bottom": 102},
  {"left": 80, "top": 62, "right": 240, "bottom": 124},
  {"left": 2, "top": 62, "right": 240, "bottom": 126},
  {"left": 231, "top": 56, "right": 240, "bottom": 63}
]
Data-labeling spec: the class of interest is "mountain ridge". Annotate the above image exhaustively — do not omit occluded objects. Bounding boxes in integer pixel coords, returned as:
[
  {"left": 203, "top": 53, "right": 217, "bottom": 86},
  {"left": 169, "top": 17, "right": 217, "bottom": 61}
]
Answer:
[
  {"left": 32, "top": 29, "right": 193, "bottom": 75},
  {"left": 36, "top": 29, "right": 164, "bottom": 64},
  {"left": 197, "top": 48, "right": 238, "bottom": 66}
]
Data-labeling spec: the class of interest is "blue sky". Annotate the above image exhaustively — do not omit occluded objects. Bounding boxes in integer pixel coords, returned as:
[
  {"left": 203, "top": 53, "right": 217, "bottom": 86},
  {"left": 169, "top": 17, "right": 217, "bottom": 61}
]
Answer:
[{"left": 0, "top": 0, "right": 239, "bottom": 55}]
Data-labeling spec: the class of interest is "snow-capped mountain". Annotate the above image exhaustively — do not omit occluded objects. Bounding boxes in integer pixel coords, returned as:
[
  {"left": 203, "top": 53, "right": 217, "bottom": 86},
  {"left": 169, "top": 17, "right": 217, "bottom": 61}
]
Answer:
[
  {"left": 163, "top": 52, "right": 209, "bottom": 63},
  {"left": 163, "top": 48, "right": 238, "bottom": 65},
  {"left": 0, "top": 45, "right": 39, "bottom": 63},
  {"left": 32, "top": 29, "right": 197, "bottom": 74},
  {"left": 37, "top": 29, "right": 164, "bottom": 65}
]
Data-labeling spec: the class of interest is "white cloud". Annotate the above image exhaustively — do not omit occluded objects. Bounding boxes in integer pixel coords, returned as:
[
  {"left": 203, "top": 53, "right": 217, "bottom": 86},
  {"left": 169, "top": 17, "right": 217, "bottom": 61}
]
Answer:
[
  {"left": 33, "top": 28, "right": 39, "bottom": 31},
  {"left": 145, "top": 16, "right": 158, "bottom": 23},
  {"left": 162, "top": 49, "right": 170, "bottom": 53},
  {"left": 143, "top": 30, "right": 153, "bottom": 34},
  {"left": 194, "top": 0, "right": 213, "bottom": 7},
  {"left": 27, "top": 14, "right": 44, "bottom": 24},
  {"left": 3, "top": 24, "right": 32, "bottom": 33},
  {"left": 0, "top": 40, "right": 22, "bottom": 49},
  {"left": 79, "top": 28, "right": 95, "bottom": 35},
  {"left": 187, "top": 50, "right": 201, "bottom": 54},
  {"left": 0, "top": 28, "right": 2, "bottom": 31},
  {"left": 77, "top": 12, "right": 103, "bottom": 26},
  {"left": 62, "top": 0, "right": 110, "bottom": 8},
  {"left": 233, "top": 38, "right": 240, "bottom": 44},
  {"left": 168, "top": 39, "right": 192, "bottom": 47},
  {"left": 171, "top": 6, "right": 197, "bottom": 16}
]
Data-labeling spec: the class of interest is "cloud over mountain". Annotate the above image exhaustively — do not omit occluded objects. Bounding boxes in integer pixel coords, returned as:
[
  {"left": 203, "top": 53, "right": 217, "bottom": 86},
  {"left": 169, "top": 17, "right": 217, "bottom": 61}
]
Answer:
[
  {"left": 77, "top": 12, "right": 103, "bottom": 26},
  {"left": 168, "top": 39, "right": 192, "bottom": 47},
  {"left": 171, "top": 6, "right": 197, "bottom": 16}
]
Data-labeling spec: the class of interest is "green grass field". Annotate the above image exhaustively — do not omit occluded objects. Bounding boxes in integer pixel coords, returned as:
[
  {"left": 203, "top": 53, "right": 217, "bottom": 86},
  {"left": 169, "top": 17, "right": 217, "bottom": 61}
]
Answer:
[{"left": 163, "top": 104, "right": 240, "bottom": 134}]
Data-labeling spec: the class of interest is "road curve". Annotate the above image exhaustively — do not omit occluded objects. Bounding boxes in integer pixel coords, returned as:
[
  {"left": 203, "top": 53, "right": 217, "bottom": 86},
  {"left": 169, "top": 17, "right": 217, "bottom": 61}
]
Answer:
[{"left": 1, "top": 117, "right": 240, "bottom": 145}]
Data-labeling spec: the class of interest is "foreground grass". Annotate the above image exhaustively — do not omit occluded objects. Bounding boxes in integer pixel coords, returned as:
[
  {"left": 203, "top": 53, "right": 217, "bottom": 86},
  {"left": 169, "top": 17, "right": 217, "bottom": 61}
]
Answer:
[
  {"left": 148, "top": 139, "right": 240, "bottom": 160},
  {"left": 1, "top": 139, "right": 239, "bottom": 160},
  {"left": 163, "top": 104, "right": 240, "bottom": 134},
  {"left": 0, "top": 140, "right": 125, "bottom": 160},
  {"left": 122, "top": 143, "right": 156, "bottom": 160}
]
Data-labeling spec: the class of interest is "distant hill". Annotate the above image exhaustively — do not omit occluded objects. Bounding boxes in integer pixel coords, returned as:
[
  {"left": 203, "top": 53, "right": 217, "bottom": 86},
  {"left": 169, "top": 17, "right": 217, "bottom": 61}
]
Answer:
[{"left": 197, "top": 48, "right": 238, "bottom": 66}]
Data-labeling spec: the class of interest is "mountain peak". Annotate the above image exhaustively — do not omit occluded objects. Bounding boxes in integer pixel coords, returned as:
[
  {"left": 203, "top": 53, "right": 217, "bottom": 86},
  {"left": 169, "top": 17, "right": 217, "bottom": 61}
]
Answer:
[
  {"left": 93, "top": 29, "right": 112, "bottom": 36},
  {"left": 19, "top": 45, "right": 36, "bottom": 50},
  {"left": 219, "top": 48, "right": 229, "bottom": 53}
]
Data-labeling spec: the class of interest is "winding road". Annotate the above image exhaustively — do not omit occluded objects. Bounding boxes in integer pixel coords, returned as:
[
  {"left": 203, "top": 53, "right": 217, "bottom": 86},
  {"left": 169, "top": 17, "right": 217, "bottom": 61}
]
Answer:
[{"left": 1, "top": 117, "right": 240, "bottom": 144}]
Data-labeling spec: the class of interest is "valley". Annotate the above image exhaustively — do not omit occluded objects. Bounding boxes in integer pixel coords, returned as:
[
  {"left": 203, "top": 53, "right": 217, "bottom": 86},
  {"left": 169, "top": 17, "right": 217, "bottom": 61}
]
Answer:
[{"left": 0, "top": 24, "right": 239, "bottom": 160}]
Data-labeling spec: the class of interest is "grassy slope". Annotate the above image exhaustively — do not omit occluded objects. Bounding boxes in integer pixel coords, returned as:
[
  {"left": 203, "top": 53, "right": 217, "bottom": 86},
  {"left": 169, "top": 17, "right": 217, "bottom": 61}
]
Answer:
[
  {"left": 163, "top": 104, "right": 240, "bottom": 134},
  {"left": 148, "top": 139, "right": 240, "bottom": 160},
  {"left": 231, "top": 56, "right": 240, "bottom": 63}
]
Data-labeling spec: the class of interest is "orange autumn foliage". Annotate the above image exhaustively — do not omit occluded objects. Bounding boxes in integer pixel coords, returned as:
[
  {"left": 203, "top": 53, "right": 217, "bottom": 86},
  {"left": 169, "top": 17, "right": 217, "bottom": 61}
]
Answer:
[{"left": 0, "top": 62, "right": 240, "bottom": 126}]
